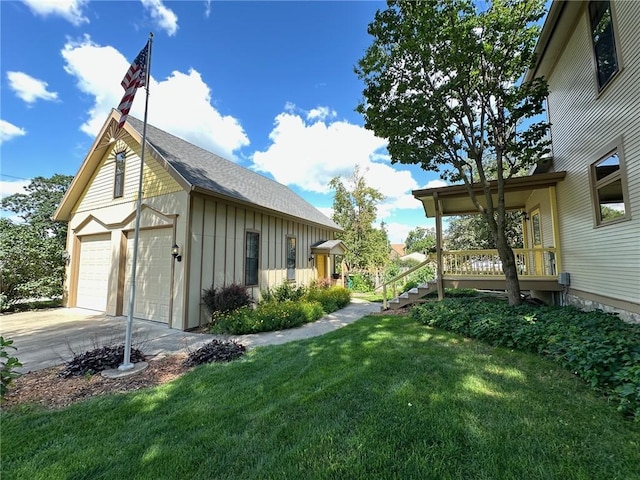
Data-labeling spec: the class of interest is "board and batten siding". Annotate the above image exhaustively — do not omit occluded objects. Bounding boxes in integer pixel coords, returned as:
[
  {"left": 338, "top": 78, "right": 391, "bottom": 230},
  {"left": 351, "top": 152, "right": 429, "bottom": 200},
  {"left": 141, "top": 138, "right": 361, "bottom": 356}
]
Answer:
[
  {"left": 545, "top": 2, "right": 640, "bottom": 306},
  {"left": 187, "top": 194, "right": 338, "bottom": 328},
  {"left": 72, "top": 139, "right": 182, "bottom": 215}
]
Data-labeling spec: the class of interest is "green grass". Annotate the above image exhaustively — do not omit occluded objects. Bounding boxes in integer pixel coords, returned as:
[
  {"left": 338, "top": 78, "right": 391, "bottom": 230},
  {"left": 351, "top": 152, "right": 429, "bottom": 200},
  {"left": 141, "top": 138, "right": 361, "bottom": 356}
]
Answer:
[{"left": 3, "top": 315, "right": 640, "bottom": 479}]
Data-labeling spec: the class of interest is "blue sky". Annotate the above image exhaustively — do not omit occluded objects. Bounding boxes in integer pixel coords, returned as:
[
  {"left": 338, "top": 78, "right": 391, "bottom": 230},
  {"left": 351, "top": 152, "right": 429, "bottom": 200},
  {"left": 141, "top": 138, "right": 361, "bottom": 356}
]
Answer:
[{"left": 1, "top": 0, "right": 453, "bottom": 243}]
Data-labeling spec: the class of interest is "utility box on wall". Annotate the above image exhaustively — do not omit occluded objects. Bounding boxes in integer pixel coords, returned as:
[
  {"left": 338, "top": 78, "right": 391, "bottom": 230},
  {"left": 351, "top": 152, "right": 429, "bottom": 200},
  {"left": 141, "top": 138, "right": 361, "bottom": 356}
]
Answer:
[{"left": 558, "top": 272, "right": 571, "bottom": 286}]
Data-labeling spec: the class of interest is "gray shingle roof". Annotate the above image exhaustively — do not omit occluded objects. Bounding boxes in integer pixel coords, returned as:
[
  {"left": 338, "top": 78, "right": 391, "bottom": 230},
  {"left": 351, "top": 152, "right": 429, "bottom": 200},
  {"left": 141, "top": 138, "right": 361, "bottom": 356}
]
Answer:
[{"left": 127, "top": 117, "right": 340, "bottom": 230}]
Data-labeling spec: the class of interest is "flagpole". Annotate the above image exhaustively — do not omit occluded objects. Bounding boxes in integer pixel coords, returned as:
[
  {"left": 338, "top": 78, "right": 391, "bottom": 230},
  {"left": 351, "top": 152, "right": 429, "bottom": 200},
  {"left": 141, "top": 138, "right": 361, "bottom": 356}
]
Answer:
[{"left": 120, "top": 32, "right": 154, "bottom": 371}]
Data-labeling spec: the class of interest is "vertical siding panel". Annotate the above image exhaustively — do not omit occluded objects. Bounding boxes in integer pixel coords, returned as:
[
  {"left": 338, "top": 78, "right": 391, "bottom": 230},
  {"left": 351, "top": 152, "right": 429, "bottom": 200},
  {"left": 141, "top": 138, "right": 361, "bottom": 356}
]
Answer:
[
  {"left": 200, "top": 199, "right": 215, "bottom": 291},
  {"left": 188, "top": 197, "right": 205, "bottom": 323},
  {"left": 214, "top": 202, "right": 226, "bottom": 286},
  {"left": 234, "top": 208, "right": 246, "bottom": 284}
]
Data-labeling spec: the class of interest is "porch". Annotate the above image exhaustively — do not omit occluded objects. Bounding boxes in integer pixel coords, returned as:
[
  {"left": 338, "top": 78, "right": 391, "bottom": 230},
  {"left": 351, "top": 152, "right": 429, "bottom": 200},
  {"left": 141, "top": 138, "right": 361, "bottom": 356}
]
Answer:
[{"left": 382, "top": 171, "right": 568, "bottom": 309}]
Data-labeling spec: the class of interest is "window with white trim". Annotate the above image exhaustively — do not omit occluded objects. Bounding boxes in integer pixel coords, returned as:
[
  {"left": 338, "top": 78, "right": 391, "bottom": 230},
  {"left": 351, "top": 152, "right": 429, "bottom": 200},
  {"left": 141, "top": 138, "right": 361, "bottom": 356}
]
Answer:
[
  {"left": 589, "top": 0, "right": 619, "bottom": 91},
  {"left": 590, "top": 148, "right": 629, "bottom": 225},
  {"left": 286, "top": 236, "right": 296, "bottom": 282},
  {"left": 245, "top": 231, "right": 259, "bottom": 286},
  {"left": 114, "top": 151, "right": 126, "bottom": 198}
]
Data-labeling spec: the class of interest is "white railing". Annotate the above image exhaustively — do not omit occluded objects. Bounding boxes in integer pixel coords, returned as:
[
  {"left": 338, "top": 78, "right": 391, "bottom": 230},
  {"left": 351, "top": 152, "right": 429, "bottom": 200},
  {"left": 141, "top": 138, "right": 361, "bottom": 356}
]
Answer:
[{"left": 442, "top": 248, "right": 557, "bottom": 277}]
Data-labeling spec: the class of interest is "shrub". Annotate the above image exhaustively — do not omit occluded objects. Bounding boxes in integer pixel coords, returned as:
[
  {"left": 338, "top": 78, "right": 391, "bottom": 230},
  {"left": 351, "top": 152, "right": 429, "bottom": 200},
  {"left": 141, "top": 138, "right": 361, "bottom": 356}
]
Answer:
[
  {"left": 203, "top": 283, "right": 252, "bottom": 315},
  {"left": 57, "top": 344, "right": 146, "bottom": 378},
  {"left": 261, "top": 282, "right": 306, "bottom": 303},
  {"left": 1, "top": 336, "right": 22, "bottom": 399},
  {"left": 348, "top": 273, "right": 375, "bottom": 292},
  {"left": 411, "top": 298, "right": 640, "bottom": 421},
  {"left": 304, "top": 286, "right": 351, "bottom": 314},
  {"left": 184, "top": 340, "right": 246, "bottom": 367},
  {"left": 211, "top": 301, "right": 324, "bottom": 335}
]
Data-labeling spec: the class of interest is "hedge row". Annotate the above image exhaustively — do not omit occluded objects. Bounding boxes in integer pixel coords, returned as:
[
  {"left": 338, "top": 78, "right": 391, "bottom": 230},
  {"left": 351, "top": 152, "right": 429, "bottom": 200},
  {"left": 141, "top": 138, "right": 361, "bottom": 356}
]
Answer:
[{"left": 411, "top": 297, "right": 640, "bottom": 421}]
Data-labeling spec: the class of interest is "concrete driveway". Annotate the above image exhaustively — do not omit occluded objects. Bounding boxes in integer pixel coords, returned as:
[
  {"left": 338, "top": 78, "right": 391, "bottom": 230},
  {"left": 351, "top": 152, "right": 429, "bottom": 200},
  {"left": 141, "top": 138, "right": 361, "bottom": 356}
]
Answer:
[
  {"left": 1, "top": 299, "right": 381, "bottom": 374},
  {"left": 0, "top": 308, "right": 216, "bottom": 373}
]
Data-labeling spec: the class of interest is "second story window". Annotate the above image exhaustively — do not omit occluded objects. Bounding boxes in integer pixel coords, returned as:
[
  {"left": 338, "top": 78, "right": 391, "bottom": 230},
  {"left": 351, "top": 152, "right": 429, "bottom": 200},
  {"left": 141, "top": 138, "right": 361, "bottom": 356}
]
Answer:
[
  {"left": 589, "top": 0, "right": 619, "bottom": 91},
  {"left": 114, "top": 151, "right": 126, "bottom": 198},
  {"left": 590, "top": 147, "right": 629, "bottom": 226}
]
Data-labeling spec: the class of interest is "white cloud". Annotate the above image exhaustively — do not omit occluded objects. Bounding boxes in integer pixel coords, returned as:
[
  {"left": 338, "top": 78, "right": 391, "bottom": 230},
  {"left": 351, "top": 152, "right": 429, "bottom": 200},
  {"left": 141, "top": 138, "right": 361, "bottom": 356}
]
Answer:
[
  {"left": 0, "top": 179, "right": 31, "bottom": 199},
  {"left": 307, "top": 107, "right": 336, "bottom": 122},
  {"left": 422, "top": 179, "right": 448, "bottom": 189},
  {"left": 61, "top": 35, "right": 249, "bottom": 159},
  {"left": 141, "top": 0, "right": 178, "bottom": 36},
  {"left": 204, "top": 0, "right": 212, "bottom": 18},
  {"left": 0, "top": 120, "right": 27, "bottom": 145},
  {"left": 7, "top": 71, "right": 59, "bottom": 104},
  {"left": 21, "top": 0, "right": 89, "bottom": 26}
]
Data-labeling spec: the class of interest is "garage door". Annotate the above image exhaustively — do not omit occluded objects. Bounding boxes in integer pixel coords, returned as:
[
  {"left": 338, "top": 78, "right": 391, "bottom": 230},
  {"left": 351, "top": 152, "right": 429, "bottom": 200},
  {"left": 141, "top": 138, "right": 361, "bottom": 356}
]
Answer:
[
  {"left": 76, "top": 234, "right": 112, "bottom": 311},
  {"left": 123, "top": 228, "right": 172, "bottom": 323}
]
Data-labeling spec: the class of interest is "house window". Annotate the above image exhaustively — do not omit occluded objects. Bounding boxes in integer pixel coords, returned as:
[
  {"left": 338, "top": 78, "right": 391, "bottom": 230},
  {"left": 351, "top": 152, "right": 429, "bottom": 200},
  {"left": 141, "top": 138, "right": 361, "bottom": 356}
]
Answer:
[
  {"left": 114, "top": 151, "right": 126, "bottom": 198},
  {"left": 245, "top": 231, "right": 259, "bottom": 286},
  {"left": 286, "top": 236, "right": 296, "bottom": 282},
  {"left": 589, "top": 0, "right": 619, "bottom": 90},
  {"left": 590, "top": 148, "right": 629, "bottom": 225}
]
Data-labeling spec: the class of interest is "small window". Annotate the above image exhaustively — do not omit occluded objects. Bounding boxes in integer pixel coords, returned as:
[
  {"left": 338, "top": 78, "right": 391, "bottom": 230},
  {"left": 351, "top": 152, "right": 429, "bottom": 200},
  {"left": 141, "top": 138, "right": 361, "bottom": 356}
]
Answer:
[
  {"left": 286, "top": 236, "right": 296, "bottom": 282},
  {"left": 114, "top": 151, "right": 126, "bottom": 198},
  {"left": 589, "top": 1, "right": 619, "bottom": 90},
  {"left": 590, "top": 149, "right": 629, "bottom": 225},
  {"left": 245, "top": 231, "right": 259, "bottom": 286}
]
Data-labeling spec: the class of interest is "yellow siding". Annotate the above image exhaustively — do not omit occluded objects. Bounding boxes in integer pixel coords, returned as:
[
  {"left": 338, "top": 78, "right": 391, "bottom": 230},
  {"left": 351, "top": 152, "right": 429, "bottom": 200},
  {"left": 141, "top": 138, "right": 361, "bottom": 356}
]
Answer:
[
  {"left": 187, "top": 194, "right": 337, "bottom": 328},
  {"left": 73, "top": 140, "right": 182, "bottom": 214},
  {"left": 525, "top": 189, "right": 553, "bottom": 248},
  {"left": 546, "top": 2, "right": 640, "bottom": 304}
]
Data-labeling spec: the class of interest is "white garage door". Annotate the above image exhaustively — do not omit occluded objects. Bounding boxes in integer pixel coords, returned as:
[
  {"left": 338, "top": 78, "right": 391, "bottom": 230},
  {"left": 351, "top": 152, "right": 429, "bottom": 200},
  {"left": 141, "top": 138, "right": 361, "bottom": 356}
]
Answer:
[
  {"left": 76, "top": 234, "right": 112, "bottom": 312},
  {"left": 123, "top": 228, "right": 172, "bottom": 323}
]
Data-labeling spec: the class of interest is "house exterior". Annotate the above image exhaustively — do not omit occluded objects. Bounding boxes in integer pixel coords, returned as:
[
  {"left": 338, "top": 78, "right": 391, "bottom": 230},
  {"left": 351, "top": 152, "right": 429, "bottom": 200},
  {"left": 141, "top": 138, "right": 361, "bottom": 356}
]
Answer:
[
  {"left": 54, "top": 110, "right": 345, "bottom": 330},
  {"left": 524, "top": 0, "right": 639, "bottom": 322},
  {"left": 406, "top": 0, "right": 639, "bottom": 323}
]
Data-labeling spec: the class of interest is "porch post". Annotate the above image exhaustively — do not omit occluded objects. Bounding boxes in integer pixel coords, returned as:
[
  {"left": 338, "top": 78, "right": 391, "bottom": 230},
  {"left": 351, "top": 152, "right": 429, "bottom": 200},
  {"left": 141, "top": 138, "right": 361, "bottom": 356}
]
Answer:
[
  {"left": 434, "top": 192, "right": 445, "bottom": 300},
  {"left": 549, "top": 185, "right": 562, "bottom": 273}
]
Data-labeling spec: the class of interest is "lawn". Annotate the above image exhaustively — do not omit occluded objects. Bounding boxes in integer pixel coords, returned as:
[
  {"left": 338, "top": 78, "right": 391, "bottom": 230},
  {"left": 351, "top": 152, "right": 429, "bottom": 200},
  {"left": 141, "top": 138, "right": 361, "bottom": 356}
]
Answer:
[{"left": 2, "top": 315, "right": 640, "bottom": 479}]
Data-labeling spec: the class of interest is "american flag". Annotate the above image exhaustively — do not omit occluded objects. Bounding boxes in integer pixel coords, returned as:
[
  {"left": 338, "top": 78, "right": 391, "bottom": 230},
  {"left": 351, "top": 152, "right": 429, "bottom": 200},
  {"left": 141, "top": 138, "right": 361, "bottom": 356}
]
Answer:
[{"left": 117, "top": 41, "right": 149, "bottom": 130}]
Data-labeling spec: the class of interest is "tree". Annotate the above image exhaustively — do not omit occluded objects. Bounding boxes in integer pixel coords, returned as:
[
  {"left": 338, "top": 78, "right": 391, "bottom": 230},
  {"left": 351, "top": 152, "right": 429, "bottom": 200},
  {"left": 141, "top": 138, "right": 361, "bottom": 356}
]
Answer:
[
  {"left": 329, "top": 166, "right": 390, "bottom": 278},
  {"left": 446, "top": 212, "right": 523, "bottom": 250},
  {"left": 404, "top": 226, "right": 436, "bottom": 254},
  {"left": 0, "top": 174, "right": 73, "bottom": 308},
  {"left": 356, "top": 0, "right": 550, "bottom": 305}
]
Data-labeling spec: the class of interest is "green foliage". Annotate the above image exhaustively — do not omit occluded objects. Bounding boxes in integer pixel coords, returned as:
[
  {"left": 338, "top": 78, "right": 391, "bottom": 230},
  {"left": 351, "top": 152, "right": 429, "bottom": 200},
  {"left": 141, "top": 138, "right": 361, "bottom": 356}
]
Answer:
[
  {"left": 446, "top": 212, "right": 524, "bottom": 250},
  {"left": 304, "top": 286, "right": 351, "bottom": 314},
  {"left": 347, "top": 273, "right": 375, "bottom": 292},
  {"left": 1, "top": 336, "right": 22, "bottom": 399},
  {"left": 411, "top": 298, "right": 640, "bottom": 420},
  {"left": 202, "top": 283, "right": 253, "bottom": 316},
  {"left": 404, "top": 226, "right": 436, "bottom": 254},
  {"left": 0, "top": 174, "right": 73, "bottom": 309},
  {"left": 211, "top": 301, "right": 325, "bottom": 335},
  {"left": 261, "top": 282, "right": 307, "bottom": 303},
  {"left": 329, "top": 166, "right": 389, "bottom": 274},
  {"left": 356, "top": 0, "right": 550, "bottom": 303}
]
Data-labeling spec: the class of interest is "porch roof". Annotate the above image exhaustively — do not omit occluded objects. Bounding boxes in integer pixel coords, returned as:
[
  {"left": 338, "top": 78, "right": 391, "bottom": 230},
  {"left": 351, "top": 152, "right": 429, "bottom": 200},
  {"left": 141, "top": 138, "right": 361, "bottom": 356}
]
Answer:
[{"left": 412, "top": 171, "right": 566, "bottom": 218}]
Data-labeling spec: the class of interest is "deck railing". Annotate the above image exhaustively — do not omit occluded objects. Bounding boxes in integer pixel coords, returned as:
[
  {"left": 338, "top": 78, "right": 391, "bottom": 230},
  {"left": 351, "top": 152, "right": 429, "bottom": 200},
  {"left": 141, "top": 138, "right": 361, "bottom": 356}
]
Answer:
[{"left": 443, "top": 248, "right": 557, "bottom": 277}]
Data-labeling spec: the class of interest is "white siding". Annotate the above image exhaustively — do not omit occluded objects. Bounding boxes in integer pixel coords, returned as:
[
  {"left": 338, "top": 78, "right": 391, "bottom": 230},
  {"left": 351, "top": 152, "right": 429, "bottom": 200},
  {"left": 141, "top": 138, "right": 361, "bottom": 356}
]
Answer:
[
  {"left": 188, "top": 194, "right": 339, "bottom": 329},
  {"left": 546, "top": 2, "right": 640, "bottom": 305}
]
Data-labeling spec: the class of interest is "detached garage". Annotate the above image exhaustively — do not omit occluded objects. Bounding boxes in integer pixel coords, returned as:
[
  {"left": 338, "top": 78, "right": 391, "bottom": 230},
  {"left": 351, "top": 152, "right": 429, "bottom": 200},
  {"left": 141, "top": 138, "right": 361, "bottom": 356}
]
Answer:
[{"left": 54, "top": 110, "right": 342, "bottom": 330}]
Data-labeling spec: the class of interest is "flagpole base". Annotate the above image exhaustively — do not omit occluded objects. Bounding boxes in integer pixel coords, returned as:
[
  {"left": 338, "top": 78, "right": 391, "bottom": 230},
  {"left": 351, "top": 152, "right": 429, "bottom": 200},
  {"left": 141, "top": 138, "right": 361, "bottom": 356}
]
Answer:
[{"left": 102, "top": 362, "right": 149, "bottom": 378}]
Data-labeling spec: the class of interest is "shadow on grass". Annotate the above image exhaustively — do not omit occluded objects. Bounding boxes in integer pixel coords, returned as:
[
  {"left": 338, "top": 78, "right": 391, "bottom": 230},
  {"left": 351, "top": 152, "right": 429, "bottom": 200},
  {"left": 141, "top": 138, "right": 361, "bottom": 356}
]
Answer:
[{"left": 3, "top": 315, "right": 640, "bottom": 480}]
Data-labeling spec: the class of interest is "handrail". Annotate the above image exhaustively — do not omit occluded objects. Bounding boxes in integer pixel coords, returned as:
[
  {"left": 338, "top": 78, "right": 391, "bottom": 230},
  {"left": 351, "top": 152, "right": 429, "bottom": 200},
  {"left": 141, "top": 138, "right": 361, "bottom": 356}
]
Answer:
[{"left": 379, "top": 257, "right": 435, "bottom": 309}]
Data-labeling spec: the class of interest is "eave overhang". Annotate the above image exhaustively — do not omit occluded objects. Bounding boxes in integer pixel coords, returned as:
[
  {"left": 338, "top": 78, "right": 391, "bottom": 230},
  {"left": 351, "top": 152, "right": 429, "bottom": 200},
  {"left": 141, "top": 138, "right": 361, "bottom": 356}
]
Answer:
[{"left": 412, "top": 171, "right": 567, "bottom": 218}]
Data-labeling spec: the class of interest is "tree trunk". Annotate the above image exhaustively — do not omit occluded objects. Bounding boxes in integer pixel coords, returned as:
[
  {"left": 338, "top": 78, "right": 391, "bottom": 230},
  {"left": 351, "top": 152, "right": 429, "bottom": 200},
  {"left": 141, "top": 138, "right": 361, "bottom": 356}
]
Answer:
[{"left": 496, "top": 233, "right": 521, "bottom": 306}]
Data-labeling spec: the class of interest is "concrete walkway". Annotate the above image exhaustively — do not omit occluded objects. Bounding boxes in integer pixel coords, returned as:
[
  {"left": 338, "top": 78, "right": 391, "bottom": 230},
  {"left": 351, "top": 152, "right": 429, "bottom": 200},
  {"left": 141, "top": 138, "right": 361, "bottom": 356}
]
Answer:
[{"left": 0, "top": 299, "right": 381, "bottom": 373}]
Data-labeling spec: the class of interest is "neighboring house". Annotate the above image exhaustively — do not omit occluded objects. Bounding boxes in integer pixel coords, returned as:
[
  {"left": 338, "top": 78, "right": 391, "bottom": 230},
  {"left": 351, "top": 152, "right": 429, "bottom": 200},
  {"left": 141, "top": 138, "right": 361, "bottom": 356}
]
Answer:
[
  {"left": 54, "top": 110, "right": 345, "bottom": 330},
  {"left": 408, "top": 0, "right": 639, "bottom": 322},
  {"left": 390, "top": 244, "right": 406, "bottom": 260}
]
